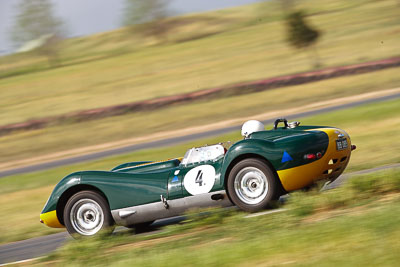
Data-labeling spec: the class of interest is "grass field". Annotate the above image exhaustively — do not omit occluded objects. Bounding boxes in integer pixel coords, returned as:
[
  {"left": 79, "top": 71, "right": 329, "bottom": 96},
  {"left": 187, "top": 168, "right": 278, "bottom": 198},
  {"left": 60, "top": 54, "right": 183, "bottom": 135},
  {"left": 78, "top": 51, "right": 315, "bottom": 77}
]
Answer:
[
  {"left": 1, "top": 67, "right": 400, "bottom": 165},
  {"left": 0, "top": 0, "right": 399, "bottom": 126},
  {"left": 0, "top": 98, "right": 399, "bottom": 245},
  {"left": 39, "top": 169, "right": 400, "bottom": 266}
]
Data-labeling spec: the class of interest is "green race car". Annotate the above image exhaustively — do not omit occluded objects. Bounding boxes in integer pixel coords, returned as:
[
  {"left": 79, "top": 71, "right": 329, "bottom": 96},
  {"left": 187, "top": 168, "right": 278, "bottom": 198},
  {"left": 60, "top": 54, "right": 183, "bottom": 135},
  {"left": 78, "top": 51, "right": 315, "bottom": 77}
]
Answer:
[{"left": 40, "top": 119, "right": 355, "bottom": 237}]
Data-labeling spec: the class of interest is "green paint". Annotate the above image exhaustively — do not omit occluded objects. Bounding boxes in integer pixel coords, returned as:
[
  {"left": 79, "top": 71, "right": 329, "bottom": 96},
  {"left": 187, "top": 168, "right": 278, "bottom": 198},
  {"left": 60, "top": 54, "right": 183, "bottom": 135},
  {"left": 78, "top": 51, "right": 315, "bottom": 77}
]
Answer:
[
  {"left": 42, "top": 126, "right": 332, "bottom": 214},
  {"left": 41, "top": 172, "right": 81, "bottom": 214}
]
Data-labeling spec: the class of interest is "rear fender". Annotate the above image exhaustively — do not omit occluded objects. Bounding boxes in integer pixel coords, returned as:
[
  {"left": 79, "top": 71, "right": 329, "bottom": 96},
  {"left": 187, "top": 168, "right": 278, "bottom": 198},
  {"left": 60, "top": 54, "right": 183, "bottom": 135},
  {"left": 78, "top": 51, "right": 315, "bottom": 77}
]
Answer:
[{"left": 221, "top": 139, "right": 279, "bottom": 185}]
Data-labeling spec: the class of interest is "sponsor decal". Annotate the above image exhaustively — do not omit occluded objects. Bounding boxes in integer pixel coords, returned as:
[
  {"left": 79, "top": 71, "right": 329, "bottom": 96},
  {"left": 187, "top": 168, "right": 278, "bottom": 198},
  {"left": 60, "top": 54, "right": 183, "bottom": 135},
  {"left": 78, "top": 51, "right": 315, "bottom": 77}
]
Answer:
[
  {"left": 183, "top": 165, "right": 216, "bottom": 195},
  {"left": 281, "top": 150, "right": 293, "bottom": 163}
]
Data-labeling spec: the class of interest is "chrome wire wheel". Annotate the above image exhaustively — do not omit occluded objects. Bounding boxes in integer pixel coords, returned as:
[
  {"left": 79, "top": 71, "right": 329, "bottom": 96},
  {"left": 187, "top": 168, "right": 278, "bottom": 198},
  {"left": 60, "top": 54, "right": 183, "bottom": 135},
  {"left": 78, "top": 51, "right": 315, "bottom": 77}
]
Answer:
[
  {"left": 234, "top": 166, "right": 269, "bottom": 205},
  {"left": 70, "top": 198, "right": 104, "bottom": 236}
]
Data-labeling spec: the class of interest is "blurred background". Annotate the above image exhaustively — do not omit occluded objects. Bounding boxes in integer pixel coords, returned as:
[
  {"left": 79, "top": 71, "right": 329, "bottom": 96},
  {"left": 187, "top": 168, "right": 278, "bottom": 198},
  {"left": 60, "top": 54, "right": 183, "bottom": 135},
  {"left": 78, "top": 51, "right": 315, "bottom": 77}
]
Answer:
[{"left": 0, "top": 0, "right": 399, "bottom": 265}]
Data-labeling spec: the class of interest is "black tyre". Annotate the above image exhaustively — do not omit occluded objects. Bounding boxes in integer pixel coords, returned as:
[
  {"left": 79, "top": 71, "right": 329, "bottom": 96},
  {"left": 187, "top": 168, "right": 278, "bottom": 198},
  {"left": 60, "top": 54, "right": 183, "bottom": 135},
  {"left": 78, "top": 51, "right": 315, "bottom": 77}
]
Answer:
[
  {"left": 64, "top": 190, "right": 114, "bottom": 237},
  {"left": 227, "top": 158, "right": 278, "bottom": 212},
  {"left": 127, "top": 221, "right": 155, "bottom": 233},
  {"left": 126, "top": 221, "right": 155, "bottom": 230}
]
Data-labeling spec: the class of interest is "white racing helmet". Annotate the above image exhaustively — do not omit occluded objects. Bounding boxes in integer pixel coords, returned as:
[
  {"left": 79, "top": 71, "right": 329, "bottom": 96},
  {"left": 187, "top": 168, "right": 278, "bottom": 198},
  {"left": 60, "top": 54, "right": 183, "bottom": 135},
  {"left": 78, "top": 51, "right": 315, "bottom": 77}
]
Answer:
[{"left": 241, "top": 120, "right": 265, "bottom": 138}]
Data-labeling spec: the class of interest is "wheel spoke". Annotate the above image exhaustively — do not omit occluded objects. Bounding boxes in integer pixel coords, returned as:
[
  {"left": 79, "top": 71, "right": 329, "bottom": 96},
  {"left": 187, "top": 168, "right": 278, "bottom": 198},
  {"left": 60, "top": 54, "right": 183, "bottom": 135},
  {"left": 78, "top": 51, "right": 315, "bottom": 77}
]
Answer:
[
  {"left": 234, "top": 166, "right": 269, "bottom": 205},
  {"left": 70, "top": 199, "right": 104, "bottom": 236}
]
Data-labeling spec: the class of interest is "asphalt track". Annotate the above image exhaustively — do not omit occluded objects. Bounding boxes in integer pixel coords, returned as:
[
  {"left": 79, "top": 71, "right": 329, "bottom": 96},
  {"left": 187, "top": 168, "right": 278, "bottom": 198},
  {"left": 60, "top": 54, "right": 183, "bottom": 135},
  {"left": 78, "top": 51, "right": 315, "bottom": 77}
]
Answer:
[
  {"left": 0, "top": 216, "right": 185, "bottom": 266},
  {"left": 1, "top": 163, "right": 400, "bottom": 266},
  {"left": 1, "top": 92, "right": 400, "bottom": 179}
]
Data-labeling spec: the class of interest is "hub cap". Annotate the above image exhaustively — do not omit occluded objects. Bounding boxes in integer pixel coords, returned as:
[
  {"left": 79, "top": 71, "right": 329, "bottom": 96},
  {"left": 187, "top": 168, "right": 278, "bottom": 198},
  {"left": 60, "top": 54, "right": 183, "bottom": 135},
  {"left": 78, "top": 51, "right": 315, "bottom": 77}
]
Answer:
[
  {"left": 70, "top": 199, "right": 104, "bottom": 236},
  {"left": 234, "top": 167, "right": 268, "bottom": 205}
]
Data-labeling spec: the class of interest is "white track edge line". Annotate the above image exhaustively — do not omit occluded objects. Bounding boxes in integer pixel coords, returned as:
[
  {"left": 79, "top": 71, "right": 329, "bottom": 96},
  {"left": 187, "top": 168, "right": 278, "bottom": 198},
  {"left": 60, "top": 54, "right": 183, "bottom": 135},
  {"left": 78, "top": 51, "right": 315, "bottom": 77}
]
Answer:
[
  {"left": 244, "top": 208, "right": 287, "bottom": 218},
  {"left": 0, "top": 256, "right": 44, "bottom": 267}
]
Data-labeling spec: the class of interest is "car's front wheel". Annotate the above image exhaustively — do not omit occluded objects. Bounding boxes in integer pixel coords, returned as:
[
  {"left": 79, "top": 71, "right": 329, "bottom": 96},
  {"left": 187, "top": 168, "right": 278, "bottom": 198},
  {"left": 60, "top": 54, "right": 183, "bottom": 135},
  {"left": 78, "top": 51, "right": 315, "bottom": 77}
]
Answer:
[
  {"left": 64, "top": 190, "right": 114, "bottom": 237},
  {"left": 227, "top": 158, "right": 278, "bottom": 212}
]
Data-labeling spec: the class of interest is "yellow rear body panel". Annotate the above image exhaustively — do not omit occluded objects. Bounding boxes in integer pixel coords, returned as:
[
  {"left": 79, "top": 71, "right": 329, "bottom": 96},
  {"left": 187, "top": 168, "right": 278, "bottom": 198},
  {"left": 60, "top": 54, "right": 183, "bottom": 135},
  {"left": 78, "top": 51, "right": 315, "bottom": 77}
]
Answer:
[{"left": 277, "top": 128, "right": 351, "bottom": 192}]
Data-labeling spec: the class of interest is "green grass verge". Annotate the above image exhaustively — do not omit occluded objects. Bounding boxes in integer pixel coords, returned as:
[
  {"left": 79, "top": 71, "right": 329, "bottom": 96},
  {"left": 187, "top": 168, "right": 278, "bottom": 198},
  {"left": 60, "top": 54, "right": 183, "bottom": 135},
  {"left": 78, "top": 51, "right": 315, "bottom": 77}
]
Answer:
[
  {"left": 288, "top": 169, "right": 400, "bottom": 217},
  {"left": 0, "top": 0, "right": 399, "bottom": 125},
  {"left": 0, "top": 97, "right": 399, "bottom": 244},
  {"left": 41, "top": 169, "right": 400, "bottom": 266},
  {"left": 1, "top": 67, "right": 400, "bottom": 165}
]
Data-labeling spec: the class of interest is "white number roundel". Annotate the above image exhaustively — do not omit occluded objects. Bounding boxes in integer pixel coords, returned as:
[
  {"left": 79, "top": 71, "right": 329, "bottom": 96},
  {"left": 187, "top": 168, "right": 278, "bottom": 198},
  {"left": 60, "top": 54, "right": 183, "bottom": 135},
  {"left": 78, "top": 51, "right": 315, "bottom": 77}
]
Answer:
[{"left": 183, "top": 165, "right": 216, "bottom": 195}]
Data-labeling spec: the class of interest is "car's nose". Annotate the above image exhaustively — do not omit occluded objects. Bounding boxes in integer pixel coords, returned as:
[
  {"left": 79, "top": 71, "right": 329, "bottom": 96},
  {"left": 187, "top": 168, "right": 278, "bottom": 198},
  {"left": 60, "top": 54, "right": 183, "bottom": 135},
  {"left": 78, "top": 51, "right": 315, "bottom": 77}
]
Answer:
[{"left": 40, "top": 210, "right": 64, "bottom": 228}]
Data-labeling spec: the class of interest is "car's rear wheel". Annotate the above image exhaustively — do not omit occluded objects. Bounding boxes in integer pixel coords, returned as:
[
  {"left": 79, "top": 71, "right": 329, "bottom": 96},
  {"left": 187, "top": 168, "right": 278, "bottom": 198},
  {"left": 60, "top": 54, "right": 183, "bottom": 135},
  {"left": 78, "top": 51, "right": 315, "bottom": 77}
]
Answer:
[
  {"left": 64, "top": 190, "right": 114, "bottom": 237},
  {"left": 227, "top": 158, "right": 277, "bottom": 212}
]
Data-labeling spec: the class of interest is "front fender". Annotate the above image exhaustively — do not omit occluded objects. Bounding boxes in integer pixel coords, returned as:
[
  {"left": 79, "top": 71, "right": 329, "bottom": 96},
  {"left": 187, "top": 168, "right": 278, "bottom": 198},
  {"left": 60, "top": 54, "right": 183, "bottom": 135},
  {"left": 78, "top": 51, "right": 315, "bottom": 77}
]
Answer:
[
  {"left": 40, "top": 172, "right": 81, "bottom": 228},
  {"left": 41, "top": 172, "right": 81, "bottom": 214}
]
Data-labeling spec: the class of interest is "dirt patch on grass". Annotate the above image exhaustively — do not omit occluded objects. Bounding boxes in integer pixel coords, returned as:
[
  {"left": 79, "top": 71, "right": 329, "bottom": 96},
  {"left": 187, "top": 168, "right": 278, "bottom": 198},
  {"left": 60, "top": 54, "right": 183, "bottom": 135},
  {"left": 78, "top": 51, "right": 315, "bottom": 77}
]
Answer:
[
  {"left": 192, "top": 237, "right": 235, "bottom": 250},
  {"left": 376, "top": 192, "right": 400, "bottom": 203},
  {"left": 302, "top": 192, "right": 400, "bottom": 224},
  {"left": 107, "top": 230, "right": 206, "bottom": 254},
  {"left": 107, "top": 226, "right": 225, "bottom": 255}
]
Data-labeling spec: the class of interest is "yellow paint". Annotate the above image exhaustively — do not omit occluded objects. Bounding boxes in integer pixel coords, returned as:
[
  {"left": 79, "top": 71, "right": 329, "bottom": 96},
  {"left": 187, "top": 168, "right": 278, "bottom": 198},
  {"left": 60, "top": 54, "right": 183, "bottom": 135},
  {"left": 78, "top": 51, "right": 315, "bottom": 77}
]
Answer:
[
  {"left": 40, "top": 210, "right": 64, "bottom": 228},
  {"left": 277, "top": 128, "right": 352, "bottom": 192}
]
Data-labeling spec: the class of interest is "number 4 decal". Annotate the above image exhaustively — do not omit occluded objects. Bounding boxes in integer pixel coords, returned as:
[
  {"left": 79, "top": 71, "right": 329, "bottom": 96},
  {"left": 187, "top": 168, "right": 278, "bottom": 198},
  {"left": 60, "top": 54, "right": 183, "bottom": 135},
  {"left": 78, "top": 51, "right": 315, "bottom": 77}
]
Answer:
[
  {"left": 183, "top": 165, "right": 216, "bottom": 195},
  {"left": 195, "top": 170, "right": 203, "bottom": 186}
]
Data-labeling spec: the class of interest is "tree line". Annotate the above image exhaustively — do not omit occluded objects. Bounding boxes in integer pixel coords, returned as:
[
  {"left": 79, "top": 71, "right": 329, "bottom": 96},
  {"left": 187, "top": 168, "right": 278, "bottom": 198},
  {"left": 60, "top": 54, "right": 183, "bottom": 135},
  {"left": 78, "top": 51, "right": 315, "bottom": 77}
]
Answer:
[{"left": 11, "top": 0, "right": 321, "bottom": 68}]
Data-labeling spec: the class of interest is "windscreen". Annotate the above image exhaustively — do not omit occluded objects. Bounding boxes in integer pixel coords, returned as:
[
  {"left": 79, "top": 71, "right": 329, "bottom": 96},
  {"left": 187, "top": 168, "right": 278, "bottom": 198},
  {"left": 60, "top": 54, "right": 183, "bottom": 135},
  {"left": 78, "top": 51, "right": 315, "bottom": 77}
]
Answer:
[{"left": 181, "top": 144, "right": 225, "bottom": 165}]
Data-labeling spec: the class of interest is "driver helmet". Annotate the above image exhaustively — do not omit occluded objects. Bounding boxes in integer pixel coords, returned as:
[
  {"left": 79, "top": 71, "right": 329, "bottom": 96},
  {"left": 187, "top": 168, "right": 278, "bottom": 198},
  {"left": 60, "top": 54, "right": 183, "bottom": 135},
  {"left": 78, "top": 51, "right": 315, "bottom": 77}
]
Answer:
[{"left": 241, "top": 120, "right": 265, "bottom": 138}]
